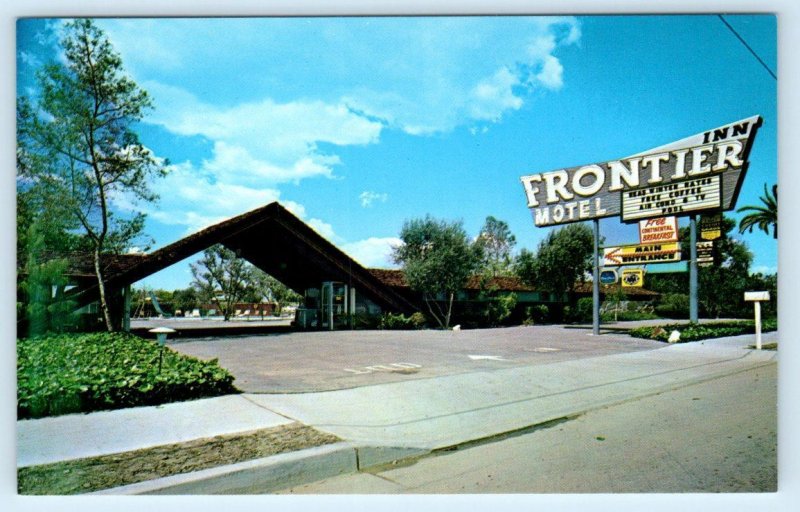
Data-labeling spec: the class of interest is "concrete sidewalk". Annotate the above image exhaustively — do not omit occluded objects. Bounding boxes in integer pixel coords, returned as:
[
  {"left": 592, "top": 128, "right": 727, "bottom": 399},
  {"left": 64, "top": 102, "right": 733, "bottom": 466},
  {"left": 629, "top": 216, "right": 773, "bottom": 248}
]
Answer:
[
  {"left": 17, "top": 394, "right": 294, "bottom": 467},
  {"left": 17, "top": 331, "right": 777, "bottom": 492}
]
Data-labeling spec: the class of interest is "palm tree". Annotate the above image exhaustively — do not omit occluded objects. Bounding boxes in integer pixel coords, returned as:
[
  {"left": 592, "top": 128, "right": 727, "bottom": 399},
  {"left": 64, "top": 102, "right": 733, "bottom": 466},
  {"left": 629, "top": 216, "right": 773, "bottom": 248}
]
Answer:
[{"left": 737, "top": 184, "right": 777, "bottom": 239}]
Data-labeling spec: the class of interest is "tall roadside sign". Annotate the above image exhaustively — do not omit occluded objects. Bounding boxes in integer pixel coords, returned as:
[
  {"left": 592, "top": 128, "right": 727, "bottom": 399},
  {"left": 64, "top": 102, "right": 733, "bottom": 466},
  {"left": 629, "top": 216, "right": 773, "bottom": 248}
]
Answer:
[
  {"left": 521, "top": 116, "right": 761, "bottom": 227},
  {"left": 520, "top": 116, "right": 761, "bottom": 332}
]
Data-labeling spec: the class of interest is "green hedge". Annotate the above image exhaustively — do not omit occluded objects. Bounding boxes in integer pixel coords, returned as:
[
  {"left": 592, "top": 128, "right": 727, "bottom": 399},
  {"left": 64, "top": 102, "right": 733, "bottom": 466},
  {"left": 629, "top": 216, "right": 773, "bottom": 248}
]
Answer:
[
  {"left": 379, "top": 312, "right": 427, "bottom": 330},
  {"left": 628, "top": 319, "right": 777, "bottom": 343},
  {"left": 18, "top": 332, "right": 238, "bottom": 419}
]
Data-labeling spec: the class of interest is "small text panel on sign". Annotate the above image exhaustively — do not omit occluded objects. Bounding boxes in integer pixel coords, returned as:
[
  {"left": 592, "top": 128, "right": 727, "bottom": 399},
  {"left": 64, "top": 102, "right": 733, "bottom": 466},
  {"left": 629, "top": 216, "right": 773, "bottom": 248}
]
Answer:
[{"left": 622, "top": 175, "right": 721, "bottom": 222}]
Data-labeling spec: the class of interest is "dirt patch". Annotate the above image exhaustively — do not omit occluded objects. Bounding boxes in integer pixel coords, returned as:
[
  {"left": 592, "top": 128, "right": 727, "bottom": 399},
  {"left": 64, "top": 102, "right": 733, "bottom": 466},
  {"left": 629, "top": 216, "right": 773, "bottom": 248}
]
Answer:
[
  {"left": 18, "top": 422, "right": 340, "bottom": 495},
  {"left": 748, "top": 342, "right": 777, "bottom": 351}
]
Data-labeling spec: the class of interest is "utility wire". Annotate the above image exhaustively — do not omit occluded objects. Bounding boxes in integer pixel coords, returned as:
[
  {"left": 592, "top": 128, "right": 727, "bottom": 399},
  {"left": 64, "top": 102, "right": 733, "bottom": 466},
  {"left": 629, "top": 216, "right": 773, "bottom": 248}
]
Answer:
[{"left": 718, "top": 14, "right": 777, "bottom": 81}]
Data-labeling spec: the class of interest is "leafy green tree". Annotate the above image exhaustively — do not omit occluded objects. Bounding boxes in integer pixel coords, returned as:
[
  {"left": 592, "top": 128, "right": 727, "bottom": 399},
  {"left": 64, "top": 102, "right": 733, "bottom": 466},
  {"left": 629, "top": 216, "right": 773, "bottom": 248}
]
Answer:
[
  {"left": 191, "top": 245, "right": 254, "bottom": 321},
  {"left": 245, "top": 271, "right": 302, "bottom": 316},
  {"left": 474, "top": 215, "right": 516, "bottom": 277},
  {"left": 697, "top": 220, "right": 753, "bottom": 318},
  {"left": 393, "top": 216, "right": 481, "bottom": 328},
  {"left": 515, "top": 223, "right": 595, "bottom": 307},
  {"left": 17, "top": 19, "right": 167, "bottom": 331},
  {"left": 737, "top": 184, "right": 777, "bottom": 239},
  {"left": 655, "top": 216, "right": 754, "bottom": 318},
  {"left": 606, "top": 285, "right": 627, "bottom": 322},
  {"left": 172, "top": 288, "right": 199, "bottom": 315},
  {"left": 513, "top": 248, "right": 537, "bottom": 283},
  {"left": 472, "top": 216, "right": 518, "bottom": 326},
  {"left": 18, "top": 225, "right": 78, "bottom": 337},
  {"left": 17, "top": 185, "right": 85, "bottom": 336}
]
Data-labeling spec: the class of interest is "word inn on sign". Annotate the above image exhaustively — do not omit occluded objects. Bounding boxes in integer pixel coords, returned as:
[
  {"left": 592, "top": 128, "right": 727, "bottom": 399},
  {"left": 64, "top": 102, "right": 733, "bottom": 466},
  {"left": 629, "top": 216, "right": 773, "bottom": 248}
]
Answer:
[{"left": 520, "top": 116, "right": 761, "bottom": 226}]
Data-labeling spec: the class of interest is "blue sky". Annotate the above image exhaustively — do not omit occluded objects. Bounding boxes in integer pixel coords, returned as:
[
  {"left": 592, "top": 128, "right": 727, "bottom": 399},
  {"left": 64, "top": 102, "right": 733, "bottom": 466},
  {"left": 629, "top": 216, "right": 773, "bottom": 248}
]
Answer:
[{"left": 17, "top": 14, "right": 778, "bottom": 290}]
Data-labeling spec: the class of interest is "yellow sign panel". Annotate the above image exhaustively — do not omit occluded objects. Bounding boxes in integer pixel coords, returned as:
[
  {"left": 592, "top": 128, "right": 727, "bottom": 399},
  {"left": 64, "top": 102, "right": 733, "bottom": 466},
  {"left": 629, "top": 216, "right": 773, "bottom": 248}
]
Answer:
[
  {"left": 603, "top": 242, "right": 681, "bottom": 266},
  {"left": 700, "top": 213, "right": 723, "bottom": 241},
  {"left": 621, "top": 269, "right": 644, "bottom": 287}
]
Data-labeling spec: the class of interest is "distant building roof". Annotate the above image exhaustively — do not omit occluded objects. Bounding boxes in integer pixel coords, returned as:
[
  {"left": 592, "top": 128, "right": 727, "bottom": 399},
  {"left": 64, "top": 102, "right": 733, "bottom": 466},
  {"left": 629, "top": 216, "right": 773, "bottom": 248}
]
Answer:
[{"left": 370, "top": 268, "right": 660, "bottom": 298}]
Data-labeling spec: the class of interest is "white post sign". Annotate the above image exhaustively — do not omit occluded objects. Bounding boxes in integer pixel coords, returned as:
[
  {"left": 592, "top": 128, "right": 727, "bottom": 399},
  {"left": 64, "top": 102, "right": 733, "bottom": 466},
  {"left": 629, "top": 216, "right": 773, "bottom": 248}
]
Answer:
[{"left": 744, "top": 291, "right": 771, "bottom": 350}]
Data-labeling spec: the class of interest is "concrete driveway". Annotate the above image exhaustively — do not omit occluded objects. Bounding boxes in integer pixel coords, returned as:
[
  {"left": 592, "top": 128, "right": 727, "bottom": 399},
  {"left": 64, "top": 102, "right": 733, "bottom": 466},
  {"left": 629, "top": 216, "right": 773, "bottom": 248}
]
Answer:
[{"left": 166, "top": 325, "right": 665, "bottom": 393}]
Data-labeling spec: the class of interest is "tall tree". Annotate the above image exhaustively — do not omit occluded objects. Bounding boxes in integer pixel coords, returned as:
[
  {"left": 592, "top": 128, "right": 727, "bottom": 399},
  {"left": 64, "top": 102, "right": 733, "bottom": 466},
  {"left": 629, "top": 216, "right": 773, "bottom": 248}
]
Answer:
[
  {"left": 474, "top": 215, "right": 517, "bottom": 277},
  {"left": 737, "top": 183, "right": 777, "bottom": 239},
  {"left": 515, "top": 223, "right": 595, "bottom": 307},
  {"left": 17, "top": 19, "right": 166, "bottom": 331},
  {"left": 393, "top": 216, "right": 481, "bottom": 329},
  {"left": 696, "top": 217, "right": 753, "bottom": 318},
  {"left": 191, "top": 245, "right": 254, "bottom": 321}
]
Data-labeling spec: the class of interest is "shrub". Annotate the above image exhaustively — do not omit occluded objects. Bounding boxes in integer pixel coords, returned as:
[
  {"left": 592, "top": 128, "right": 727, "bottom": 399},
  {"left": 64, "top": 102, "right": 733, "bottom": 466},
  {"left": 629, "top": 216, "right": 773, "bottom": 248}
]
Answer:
[
  {"left": 628, "top": 319, "right": 777, "bottom": 343},
  {"left": 409, "top": 312, "right": 428, "bottom": 329},
  {"left": 572, "top": 297, "right": 594, "bottom": 323},
  {"left": 600, "top": 310, "right": 660, "bottom": 322},
  {"left": 484, "top": 293, "right": 517, "bottom": 326},
  {"left": 655, "top": 293, "right": 690, "bottom": 319},
  {"left": 523, "top": 304, "right": 550, "bottom": 325},
  {"left": 17, "top": 332, "right": 238, "bottom": 419},
  {"left": 379, "top": 312, "right": 427, "bottom": 330}
]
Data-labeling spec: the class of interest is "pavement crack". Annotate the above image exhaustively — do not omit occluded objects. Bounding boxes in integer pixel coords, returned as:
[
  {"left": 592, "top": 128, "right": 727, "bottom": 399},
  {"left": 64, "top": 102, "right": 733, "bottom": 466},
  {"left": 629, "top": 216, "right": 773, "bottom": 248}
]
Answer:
[{"left": 238, "top": 394, "right": 299, "bottom": 422}]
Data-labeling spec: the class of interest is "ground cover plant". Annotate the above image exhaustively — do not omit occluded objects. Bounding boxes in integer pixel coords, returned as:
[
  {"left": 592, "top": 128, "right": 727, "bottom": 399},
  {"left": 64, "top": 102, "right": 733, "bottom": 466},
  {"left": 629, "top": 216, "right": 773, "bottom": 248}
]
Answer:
[
  {"left": 628, "top": 319, "right": 777, "bottom": 343},
  {"left": 18, "top": 332, "right": 238, "bottom": 419}
]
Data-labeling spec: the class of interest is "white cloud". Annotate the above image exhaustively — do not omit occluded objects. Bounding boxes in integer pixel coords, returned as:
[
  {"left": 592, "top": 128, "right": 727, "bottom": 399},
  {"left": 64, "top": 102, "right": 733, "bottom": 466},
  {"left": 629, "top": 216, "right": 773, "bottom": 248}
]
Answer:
[
  {"left": 339, "top": 17, "right": 582, "bottom": 133},
  {"left": 145, "top": 81, "right": 383, "bottom": 166},
  {"left": 133, "top": 161, "right": 283, "bottom": 234},
  {"left": 103, "top": 18, "right": 580, "bottom": 138},
  {"left": 534, "top": 55, "right": 565, "bottom": 89},
  {"left": 469, "top": 67, "right": 523, "bottom": 122},
  {"left": 341, "top": 237, "right": 402, "bottom": 268},
  {"left": 359, "top": 191, "right": 388, "bottom": 207}
]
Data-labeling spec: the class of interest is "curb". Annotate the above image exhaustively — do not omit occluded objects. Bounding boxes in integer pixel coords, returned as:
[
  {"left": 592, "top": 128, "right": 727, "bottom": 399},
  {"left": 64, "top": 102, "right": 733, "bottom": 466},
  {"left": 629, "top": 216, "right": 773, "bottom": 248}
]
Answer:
[{"left": 89, "top": 443, "right": 428, "bottom": 495}]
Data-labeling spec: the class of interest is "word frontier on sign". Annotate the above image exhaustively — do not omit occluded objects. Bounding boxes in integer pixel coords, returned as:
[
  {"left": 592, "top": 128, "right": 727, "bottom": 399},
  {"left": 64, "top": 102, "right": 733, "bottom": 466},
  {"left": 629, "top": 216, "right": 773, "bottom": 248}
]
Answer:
[
  {"left": 523, "top": 140, "right": 741, "bottom": 225},
  {"left": 519, "top": 116, "right": 761, "bottom": 226}
]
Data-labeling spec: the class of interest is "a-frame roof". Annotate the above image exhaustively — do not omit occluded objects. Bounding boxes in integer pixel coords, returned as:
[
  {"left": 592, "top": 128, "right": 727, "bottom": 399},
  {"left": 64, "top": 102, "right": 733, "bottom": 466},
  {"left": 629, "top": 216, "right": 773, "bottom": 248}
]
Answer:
[{"left": 69, "top": 202, "right": 416, "bottom": 314}]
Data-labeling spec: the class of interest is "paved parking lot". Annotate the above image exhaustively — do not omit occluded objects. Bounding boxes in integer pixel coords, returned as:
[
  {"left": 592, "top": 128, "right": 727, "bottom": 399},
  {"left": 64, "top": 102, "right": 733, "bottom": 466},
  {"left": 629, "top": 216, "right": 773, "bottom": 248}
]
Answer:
[{"left": 167, "top": 325, "right": 665, "bottom": 393}]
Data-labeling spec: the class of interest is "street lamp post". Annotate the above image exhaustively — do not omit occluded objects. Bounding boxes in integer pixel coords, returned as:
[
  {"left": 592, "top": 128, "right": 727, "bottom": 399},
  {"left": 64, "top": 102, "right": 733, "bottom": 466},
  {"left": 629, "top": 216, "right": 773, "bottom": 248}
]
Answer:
[{"left": 149, "top": 327, "right": 176, "bottom": 373}]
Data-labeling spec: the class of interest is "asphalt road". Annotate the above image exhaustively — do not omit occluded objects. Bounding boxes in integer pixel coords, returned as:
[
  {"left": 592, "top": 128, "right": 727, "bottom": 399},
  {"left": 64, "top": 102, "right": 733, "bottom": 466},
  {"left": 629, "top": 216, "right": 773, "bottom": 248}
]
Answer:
[
  {"left": 281, "top": 362, "right": 778, "bottom": 493},
  {"left": 166, "top": 325, "right": 664, "bottom": 392}
]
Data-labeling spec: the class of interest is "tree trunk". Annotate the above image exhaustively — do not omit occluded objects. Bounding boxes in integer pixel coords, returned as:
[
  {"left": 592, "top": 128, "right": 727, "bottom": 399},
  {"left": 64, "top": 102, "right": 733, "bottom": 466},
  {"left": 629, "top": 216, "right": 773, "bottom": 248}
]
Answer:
[
  {"left": 93, "top": 247, "right": 114, "bottom": 332},
  {"left": 423, "top": 295, "right": 445, "bottom": 329},
  {"left": 444, "top": 292, "right": 454, "bottom": 329}
]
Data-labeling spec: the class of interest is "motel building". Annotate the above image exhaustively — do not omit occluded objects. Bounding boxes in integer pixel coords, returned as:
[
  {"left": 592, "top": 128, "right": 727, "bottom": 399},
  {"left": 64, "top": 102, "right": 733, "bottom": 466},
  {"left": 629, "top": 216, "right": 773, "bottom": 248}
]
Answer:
[{"left": 18, "top": 202, "right": 659, "bottom": 334}]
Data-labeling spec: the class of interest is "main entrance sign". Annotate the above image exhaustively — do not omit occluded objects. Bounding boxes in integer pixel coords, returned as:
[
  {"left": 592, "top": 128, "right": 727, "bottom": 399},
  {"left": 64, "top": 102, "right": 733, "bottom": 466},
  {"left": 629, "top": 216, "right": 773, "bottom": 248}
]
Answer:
[
  {"left": 603, "top": 242, "right": 681, "bottom": 266},
  {"left": 520, "top": 116, "right": 761, "bottom": 226}
]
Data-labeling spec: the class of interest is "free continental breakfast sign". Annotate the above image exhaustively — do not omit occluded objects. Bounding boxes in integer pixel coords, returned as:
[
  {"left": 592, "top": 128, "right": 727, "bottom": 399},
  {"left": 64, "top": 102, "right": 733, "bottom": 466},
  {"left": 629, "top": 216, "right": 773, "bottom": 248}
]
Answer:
[{"left": 520, "top": 116, "right": 761, "bottom": 226}]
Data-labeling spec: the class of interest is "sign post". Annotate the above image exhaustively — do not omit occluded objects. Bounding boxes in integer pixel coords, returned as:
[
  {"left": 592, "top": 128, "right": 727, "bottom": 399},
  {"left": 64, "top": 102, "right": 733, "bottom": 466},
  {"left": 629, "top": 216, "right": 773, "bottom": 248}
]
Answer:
[
  {"left": 689, "top": 215, "right": 698, "bottom": 322},
  {"left": 744, "top": 291, "right": 771, "bottom": 349}
]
